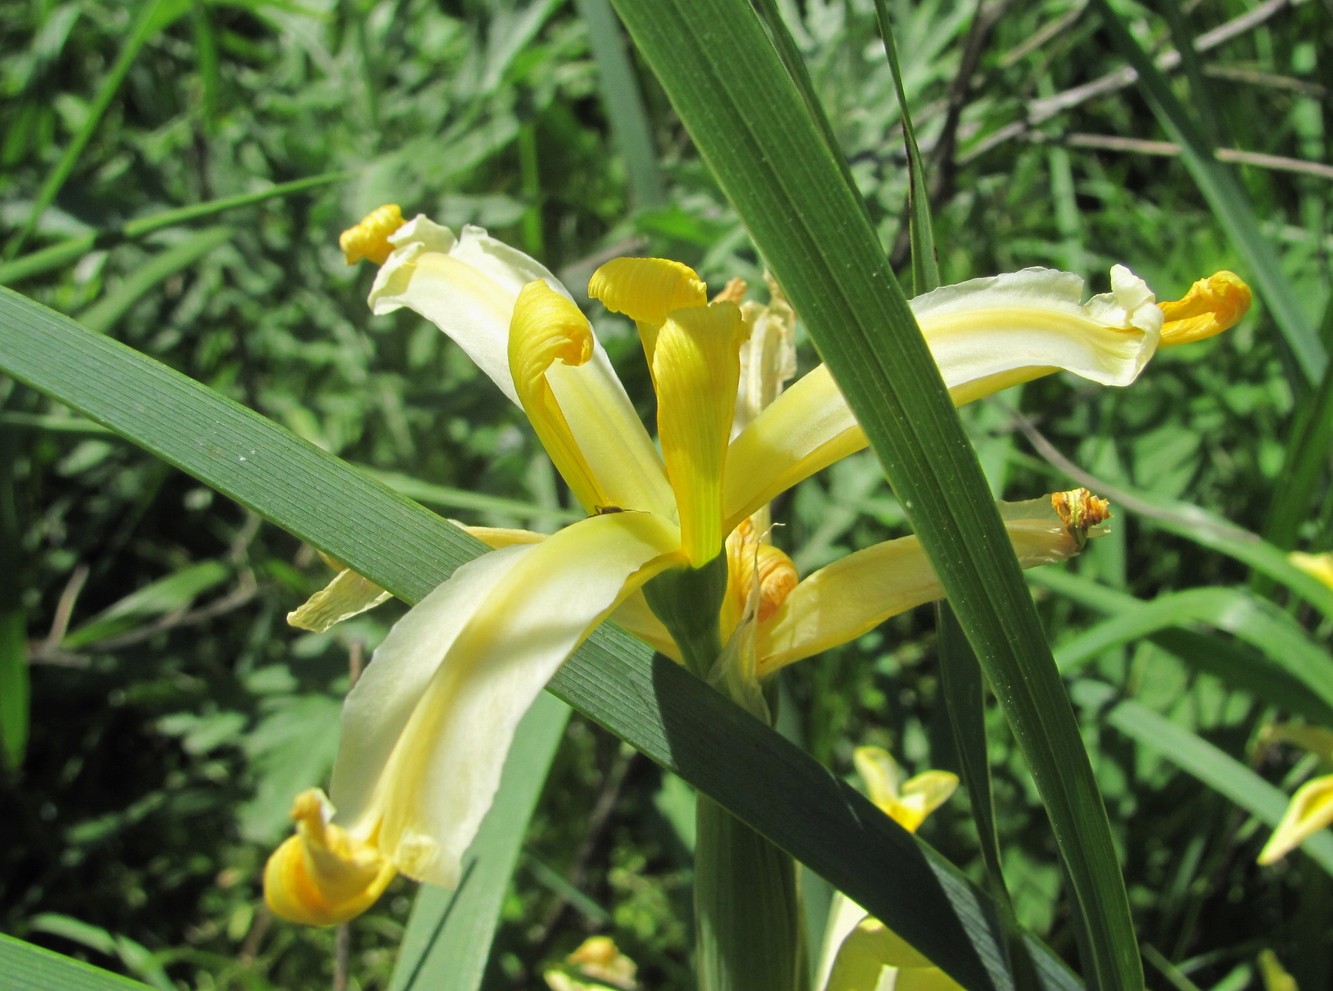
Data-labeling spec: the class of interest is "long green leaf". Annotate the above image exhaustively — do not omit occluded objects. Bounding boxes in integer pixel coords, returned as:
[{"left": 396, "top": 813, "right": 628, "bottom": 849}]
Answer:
[
  {"left": 0, "top": 286, "right": 1083, "bottom": 991},
  {"left": 0, "top": 934, "right": 153, "bottom": 991},
  {"left": 606, "top": 3, "right": 1139, "bottom": 988}
]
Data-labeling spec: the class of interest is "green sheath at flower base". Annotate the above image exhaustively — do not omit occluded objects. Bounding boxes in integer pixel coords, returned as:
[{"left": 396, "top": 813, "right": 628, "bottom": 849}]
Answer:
[{"left": 266, "top": 207, "right": 1247, "bottom": 929}]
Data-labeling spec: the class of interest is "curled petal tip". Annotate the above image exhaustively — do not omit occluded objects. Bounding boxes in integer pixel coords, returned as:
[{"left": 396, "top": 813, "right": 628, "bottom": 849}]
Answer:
[
  {"left": 263, "top": 788, "right": 396, "bottom": 926},
  {"left": 1160, "top": 270, "right": 1252, "bottom": 347},
  {"left": 588, "top": 257, "right": 708, "bottom": 326},
  {"left": 340, "top": 205, "right": 405, "bottom": 266}
]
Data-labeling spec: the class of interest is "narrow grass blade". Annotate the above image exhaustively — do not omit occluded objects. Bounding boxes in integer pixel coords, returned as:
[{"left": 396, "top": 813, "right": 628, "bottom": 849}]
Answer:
[
  {"left": 607, "top": 3, "right": 1140, "bottom": 987},
  {"left": 937, "top": 605, "right": 1033, "bottom": 986},
  {"left": 873, "top": 0, "right": 939, "bottom": 295},
  {"left": 1034, "top": 570, "right": 1333, "bottom": 728},
  {"left": 78, "top": 227, "right": 234, "bottom": 335},
  {"left": 61, "top": 561, "right": 231, "bottom": 649},
  {"left": 0, "top": 172, "right": 349, "bottom": 286},
  {"left": 0, "top": 403, "right": 27, "bottom": 770},
  {"left": 573, "top": 0, "right": 665, "bottom": 208},
  {"left": 1054, "top": 585, "right": 1333, "bottom": 714},
  {"left": 0, "top": 933, "right": 154, "bottom": 991},
  {"left": 391, "top": 692, "right": 570, "bottom": 991},
  {"left": 0, "top": 287, "right": 1087, "bottom": 991},
  {"left": 5, "top": 0, "right": 191, "bottom": 259},
  {"left": 1263, "top": 296, "right": 1333, "bottom": 551},
  {"left": 1088, "top": 0, "right": 1327, "bottom": 388}
]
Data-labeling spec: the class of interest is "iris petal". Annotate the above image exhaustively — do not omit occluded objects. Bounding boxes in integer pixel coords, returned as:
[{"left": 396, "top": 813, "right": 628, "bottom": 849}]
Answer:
[
  {"left": 724, "top": 267, "right": 1165, "bottom": 527},
  {"left": 757, "top": 492, "right": 1105, "bottom": 673},
  {"left": 327, "top": 512, "right": 684, "bottom": 889}
]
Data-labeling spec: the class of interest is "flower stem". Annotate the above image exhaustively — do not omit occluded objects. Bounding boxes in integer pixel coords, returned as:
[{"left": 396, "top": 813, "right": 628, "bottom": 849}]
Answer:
[{"left": 695, "top": 793, "right": 808, "bottom": 991}]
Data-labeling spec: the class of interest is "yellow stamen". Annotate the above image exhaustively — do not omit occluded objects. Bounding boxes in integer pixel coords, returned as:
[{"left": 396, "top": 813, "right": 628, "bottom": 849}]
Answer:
[
  {"left": 653, "top": 301, "right": 750, "bottom": 566},
  {"left": 263, "top": 789, "right": 396, "bottom": 926},
  {"left": 712, "top": 277, "right": 747, "bottom": 305},
  {"left": 1159, "top": 270, "right": 1251, "bottom": 347},
  {"left": 508, "top": 281, "right": 606, "bottom": 511},
  {"left": 722, "top": 520, "right": 798, "bottom": 638},
  {"left": 339, "top": 204, "right": 405, "bottom": 266},
  {"left": 1052, "top": 487, "right": 1112, "bottom": 550}
]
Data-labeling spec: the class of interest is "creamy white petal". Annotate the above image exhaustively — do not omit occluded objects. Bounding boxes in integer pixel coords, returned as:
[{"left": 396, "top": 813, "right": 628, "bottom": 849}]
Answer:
[
  {"left": 329, "top": 511, "right": 683, "bottom": 887},
  {"left": 724, "top": 267, "right": 1162, "bottom": 527},
  {"left": 367, "top": 218, "right": 572, "bottom": 405}
]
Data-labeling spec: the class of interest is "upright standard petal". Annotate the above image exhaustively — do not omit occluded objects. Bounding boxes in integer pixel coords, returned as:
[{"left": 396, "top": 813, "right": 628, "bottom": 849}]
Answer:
[
  {"left": 365, "top": 217, "right": 571, "bottom": 405},
  {"left": 328, "top": 511, "right": 684, "bottom": 890},
  {"left": 723, "top": 267, "right": 1170, "bottom": 527},
  {"left": 508, "top": 280, "right": 674, "bottom": 518},
  {"left": 652, "top": 301, "right": 750, "bottom": 565}
]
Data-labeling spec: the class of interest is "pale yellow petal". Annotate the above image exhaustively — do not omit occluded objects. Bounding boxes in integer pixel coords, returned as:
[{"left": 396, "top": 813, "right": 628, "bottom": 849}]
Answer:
[
  {"left": 367, "top": 218, "right": 571, "bottom": 405},
  {"left": 853, "top": 747, "right": 958, "bottom": 833},
  {"left": 1257, "top": 950, "right": 1298, "bottom": 991},
  {"left": 287, "top": 568, "right": 392, "bottom": 633},
  {"left": 1289, "top": 551, "right": 1333, "bottom": 592},
  {"left": 724, "top": 266, "right": 1162, "bottom": 527},
  {"left": 454, "top": 524, "right": 547, "bottom": 549},
  {"left": 329, "top": 512, "right": 684, "bottom": 888},
  {"left": 758, "top": 491, "right": 1108, "bottom": 674}
]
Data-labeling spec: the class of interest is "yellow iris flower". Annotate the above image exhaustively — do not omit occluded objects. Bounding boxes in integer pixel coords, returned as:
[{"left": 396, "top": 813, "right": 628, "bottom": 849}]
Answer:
[
  {"left": 815, "top": 749, "right": 962, "bottom": 991},
  {"left": 264, "top": 207, "right": 1248, "bottom": 925}
]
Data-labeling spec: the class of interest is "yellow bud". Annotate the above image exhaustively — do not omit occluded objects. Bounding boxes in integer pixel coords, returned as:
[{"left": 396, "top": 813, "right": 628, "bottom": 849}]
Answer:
[{"left": 339, "top": 204, "right": 405, "bottom": 266}]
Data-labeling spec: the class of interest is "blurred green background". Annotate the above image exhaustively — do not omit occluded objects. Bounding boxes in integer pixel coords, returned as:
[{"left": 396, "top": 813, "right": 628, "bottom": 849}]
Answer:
[{"left": 1, "top": 0, "right": 1329, "bottom": 988}]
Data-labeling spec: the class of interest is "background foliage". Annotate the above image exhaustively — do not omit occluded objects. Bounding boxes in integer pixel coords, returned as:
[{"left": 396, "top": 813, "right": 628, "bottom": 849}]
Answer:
[{"left": 2, "top": 0, "right": 1329, "bottom": 988}]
